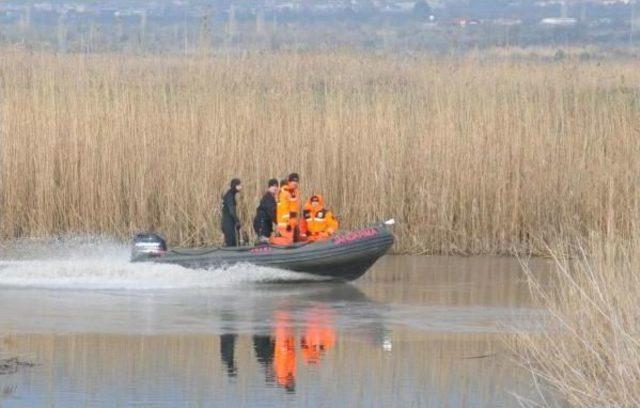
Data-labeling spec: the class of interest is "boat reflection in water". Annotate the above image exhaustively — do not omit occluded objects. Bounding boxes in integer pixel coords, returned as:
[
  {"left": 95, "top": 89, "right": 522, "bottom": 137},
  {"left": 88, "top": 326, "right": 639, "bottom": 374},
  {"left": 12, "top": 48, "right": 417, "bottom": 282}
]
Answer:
[
  {"left": 219, "top": 285, "right": 375, "bottom": 393},
  {"left": 272, "top": 311, "right": 298, "bottom": 391},
  {"left": 220, "top": 333, "right": 239, "bottom": 378},
  {"left": 256, "top": 307, "right": 336, "bottom": 392}
]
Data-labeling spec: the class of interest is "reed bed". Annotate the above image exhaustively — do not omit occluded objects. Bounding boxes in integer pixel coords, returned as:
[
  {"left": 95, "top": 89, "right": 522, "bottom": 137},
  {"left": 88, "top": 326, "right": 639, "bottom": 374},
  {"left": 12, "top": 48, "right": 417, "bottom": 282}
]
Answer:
[
  {"left": 516, "top": 231, "right": 640, "bottom": 407},
  {"left": 0, "top": 50, "right": 638, "bottom": 252}
]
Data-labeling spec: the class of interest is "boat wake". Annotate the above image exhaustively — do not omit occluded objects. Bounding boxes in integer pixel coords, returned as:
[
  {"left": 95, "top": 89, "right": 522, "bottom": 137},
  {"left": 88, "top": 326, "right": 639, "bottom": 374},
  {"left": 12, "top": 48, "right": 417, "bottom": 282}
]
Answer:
[{"left": 0, "top": 236, "right": 322, "bottom": 290}]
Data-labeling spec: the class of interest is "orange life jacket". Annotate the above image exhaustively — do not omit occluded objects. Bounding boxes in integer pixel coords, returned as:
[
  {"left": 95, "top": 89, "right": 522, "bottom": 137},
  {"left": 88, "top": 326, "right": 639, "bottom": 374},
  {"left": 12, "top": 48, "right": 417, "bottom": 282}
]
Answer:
[
  {"left": 272, "top": 183, "right": 307, "bottom": 245},
  {"left": 302, "top": 195, "right": 339, "bottom": 242},
  {"left": 276, "top": 183, "right": 301, "bottom": 225}
]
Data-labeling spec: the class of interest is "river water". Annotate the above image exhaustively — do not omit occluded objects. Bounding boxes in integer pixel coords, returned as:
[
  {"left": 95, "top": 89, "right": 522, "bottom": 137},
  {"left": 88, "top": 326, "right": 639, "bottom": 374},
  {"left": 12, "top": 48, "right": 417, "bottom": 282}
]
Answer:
[{"left": 0, "top": 239, "right": 548, "bottom": 407}]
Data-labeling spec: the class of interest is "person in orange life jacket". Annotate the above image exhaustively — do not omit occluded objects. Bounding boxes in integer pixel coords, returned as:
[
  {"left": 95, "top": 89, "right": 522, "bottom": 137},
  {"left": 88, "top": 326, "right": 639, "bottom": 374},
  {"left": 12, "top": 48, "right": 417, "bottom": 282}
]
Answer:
[
  {"left": 302, "top": 194, "right": 339, "bottom": 242},
  {"left": 271, "top": 173, "right": 308, "bottom": 245}
]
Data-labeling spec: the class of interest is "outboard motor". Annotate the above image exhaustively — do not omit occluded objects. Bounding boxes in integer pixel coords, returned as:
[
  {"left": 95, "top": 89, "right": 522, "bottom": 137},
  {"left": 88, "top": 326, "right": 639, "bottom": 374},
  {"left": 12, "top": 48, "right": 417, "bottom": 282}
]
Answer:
[{"left": 131, "top": 233, "right": 167, "bottom": 261}]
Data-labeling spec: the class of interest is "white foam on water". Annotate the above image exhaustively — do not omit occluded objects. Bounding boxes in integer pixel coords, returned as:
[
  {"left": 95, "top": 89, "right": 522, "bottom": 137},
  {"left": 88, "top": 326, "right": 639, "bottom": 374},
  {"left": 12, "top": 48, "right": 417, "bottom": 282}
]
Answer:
[{"left": 0, "top": 235, "right": 320, "bottom": 290}]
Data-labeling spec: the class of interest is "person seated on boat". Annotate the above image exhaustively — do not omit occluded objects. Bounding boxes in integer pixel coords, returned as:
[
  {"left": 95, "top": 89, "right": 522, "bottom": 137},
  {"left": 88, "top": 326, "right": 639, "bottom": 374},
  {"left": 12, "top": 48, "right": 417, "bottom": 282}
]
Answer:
[
  {"left": 253, "top": 178, "right": 279, "bottom": 244},
  {"left": 302, "top": 194, "right": 339, "bottom": 242},
  {"left": 270, "top": 173, "right": 308, "bottom": 246},
  {"left": 221, "top": 178, "right": 242, "bottom": 247}
]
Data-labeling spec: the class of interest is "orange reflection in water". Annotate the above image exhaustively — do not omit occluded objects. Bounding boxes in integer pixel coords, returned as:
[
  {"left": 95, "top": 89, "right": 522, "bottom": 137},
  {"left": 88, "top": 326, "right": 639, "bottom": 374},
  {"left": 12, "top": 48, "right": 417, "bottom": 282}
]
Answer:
[
  {"left": 300, "top": 307, "right": 336, "bottom": 365},
  {"left": 273, "top": 311, "right": 297, "bottom": 392},
  {"left": 269, "top": 307, "right": 337, "bottom": 392},
  {"left": 220, "top": 307, "right": 337, "bottom": 393}
]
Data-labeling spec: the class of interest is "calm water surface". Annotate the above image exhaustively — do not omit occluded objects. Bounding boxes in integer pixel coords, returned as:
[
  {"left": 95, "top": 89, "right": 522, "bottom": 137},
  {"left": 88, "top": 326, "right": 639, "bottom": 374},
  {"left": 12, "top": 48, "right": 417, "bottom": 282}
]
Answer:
[{"left": 0, "top": 242, "right": 548, "bottom": 407}]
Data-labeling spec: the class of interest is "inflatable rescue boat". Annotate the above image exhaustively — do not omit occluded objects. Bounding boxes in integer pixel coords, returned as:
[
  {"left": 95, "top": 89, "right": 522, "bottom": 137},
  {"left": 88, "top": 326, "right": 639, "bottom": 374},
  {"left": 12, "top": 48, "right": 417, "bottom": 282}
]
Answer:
[{"left": 131, "top": 220, "right": 395, "bottom": 281}]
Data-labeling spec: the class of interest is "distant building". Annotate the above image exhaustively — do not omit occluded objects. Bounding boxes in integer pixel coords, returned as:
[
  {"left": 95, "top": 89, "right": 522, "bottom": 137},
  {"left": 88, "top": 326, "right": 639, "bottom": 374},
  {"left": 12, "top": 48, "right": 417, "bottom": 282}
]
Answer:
[
  {"left": 540, "top": 17, "right": 578, "bottom": 27},
  {"left": 380, "top": 2, "right": 416, "bottom": 13},
  {"left": 493, "top": 18, "right": 523, "bottom": 27},
  {"left": 274, "top": 2, "right": 299, "bottom": 11},
  {"left": 452, "top": 18, "right": 481, "bottom": 27},
  {"left": 33, "top": 3, "right": 54, "bottom": 12},
  {"left": 589, "top": 17, "right": 613, "bottom": 27}
]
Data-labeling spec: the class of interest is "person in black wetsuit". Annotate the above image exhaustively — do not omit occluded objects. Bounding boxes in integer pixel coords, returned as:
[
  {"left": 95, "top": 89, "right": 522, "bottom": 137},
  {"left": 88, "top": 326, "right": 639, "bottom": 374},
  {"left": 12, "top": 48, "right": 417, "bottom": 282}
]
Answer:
[
  {"left": 253, "top": 178, "right": 279, "bottom": 243},
  {"left": 221, "top": 178, "right": 242, "bottom": 247}
]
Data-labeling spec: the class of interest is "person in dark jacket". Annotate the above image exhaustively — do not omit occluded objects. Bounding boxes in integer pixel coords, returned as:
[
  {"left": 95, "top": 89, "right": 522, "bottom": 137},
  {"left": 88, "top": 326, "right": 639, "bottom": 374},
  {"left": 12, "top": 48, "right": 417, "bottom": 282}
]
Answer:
[
  {"left": 221, "top": 178, "right": 242, "bottom": 247},
  {"left": 253, "top": 178, "right": 279, "bottom": 243}
]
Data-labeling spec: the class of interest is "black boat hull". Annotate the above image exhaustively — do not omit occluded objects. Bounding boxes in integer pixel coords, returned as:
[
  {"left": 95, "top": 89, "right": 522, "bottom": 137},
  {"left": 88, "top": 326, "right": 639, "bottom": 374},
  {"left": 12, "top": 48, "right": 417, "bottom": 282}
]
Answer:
[{"left": 131, "top": 223, "right": 395, "bottom": 281}]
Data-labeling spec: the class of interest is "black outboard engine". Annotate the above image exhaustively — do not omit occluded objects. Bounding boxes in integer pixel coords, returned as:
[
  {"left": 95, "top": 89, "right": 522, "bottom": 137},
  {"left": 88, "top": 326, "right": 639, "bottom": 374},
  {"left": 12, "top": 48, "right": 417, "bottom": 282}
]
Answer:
[{"left": 131, "top": 233, "right": 167, "bottom": 261}]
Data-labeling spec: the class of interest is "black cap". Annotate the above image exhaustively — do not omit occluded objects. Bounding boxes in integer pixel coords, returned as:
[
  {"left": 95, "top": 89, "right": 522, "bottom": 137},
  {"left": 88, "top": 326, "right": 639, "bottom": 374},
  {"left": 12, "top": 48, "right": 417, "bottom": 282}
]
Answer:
[
  {"left": 268, "top": 178, "right": 279, "bottom": 187},
  {"left": 230, "top": 178, "right": 242, "bottom": 188},
  {"left": 288, "top": 173, "right": 300, "bottom": 182}
]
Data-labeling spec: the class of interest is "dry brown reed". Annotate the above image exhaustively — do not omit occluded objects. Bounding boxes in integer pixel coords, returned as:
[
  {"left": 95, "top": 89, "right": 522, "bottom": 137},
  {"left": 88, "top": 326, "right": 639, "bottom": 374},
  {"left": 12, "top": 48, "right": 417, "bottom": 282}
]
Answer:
[
  {"left": 0, "top": 49, "right": 638, "bottom": 252},
  {"left": 516, "top": 231, "right": 640, "bottom": 407}
]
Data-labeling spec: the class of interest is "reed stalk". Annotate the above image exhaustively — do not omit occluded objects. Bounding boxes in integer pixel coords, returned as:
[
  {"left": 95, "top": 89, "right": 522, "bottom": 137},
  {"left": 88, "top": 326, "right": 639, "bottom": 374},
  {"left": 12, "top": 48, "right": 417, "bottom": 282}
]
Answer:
[{"left": 516, "top": 230, "right": 640, "bottom": 407}]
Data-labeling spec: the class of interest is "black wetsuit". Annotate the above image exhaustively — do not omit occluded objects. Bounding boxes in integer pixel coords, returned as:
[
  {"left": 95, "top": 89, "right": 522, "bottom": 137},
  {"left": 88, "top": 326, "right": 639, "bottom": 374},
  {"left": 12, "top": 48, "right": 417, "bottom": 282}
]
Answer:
[
  {"left": 253, "top": 192, "right": 277, "bottom": 239},
  {"left": 221, "top": 188, "right": 240, "bottom": 247}
]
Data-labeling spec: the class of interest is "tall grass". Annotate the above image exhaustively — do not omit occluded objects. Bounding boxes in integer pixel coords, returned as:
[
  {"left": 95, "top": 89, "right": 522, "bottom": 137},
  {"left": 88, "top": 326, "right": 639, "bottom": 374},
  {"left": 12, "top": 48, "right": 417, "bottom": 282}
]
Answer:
[
  {"left": 1, "top": 49, "right": 638, "bottom": 252},
  {"left": 516, "top": 231, "right": 640, "bottom": 407}
]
